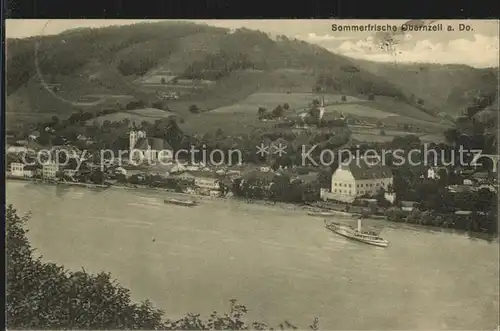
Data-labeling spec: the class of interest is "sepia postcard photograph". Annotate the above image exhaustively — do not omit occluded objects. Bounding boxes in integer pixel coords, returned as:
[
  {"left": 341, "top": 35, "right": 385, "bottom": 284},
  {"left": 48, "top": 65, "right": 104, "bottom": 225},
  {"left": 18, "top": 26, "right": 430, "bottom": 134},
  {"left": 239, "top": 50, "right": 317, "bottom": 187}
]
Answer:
[{"left": 4, "top": 19, "right": 500, "bottom": 330}]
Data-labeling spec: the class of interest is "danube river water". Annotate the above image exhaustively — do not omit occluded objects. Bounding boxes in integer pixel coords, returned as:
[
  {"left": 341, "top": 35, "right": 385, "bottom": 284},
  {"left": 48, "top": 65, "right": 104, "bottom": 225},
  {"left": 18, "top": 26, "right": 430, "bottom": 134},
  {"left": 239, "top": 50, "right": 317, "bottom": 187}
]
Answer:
[{"left": 6, "top": 181, "right": 500, "bottom": 330}]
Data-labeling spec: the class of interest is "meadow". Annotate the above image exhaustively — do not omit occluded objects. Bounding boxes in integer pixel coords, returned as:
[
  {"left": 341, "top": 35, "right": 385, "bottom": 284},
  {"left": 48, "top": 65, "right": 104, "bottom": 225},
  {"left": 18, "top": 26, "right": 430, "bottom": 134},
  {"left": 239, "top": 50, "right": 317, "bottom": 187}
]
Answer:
[
  {"left": 6, "top": 112, "right": 60, "bottom": 128},
  {"left": 87, "top": 108, "right": 176, "bottom": 125},
  {"left": 350, "top": 126, "right": 446, "bottom": 144},
  {"left": 212, "top": 92, "right": 365, "bottom": 114},
  {"left": 323, "top": 104, "right": 395, "bottom": 119},
  {"left": 140, "top": 75, "right": 178, "bottom": 84},
  {"left": 180, "top": 112, "right": 276, "bottom": 136},
  {"left": 181, "top": 90, "right": 450, "bottom": 138},
  {"left": 76, "top": 94, "right": 136, "bottom": 107}
]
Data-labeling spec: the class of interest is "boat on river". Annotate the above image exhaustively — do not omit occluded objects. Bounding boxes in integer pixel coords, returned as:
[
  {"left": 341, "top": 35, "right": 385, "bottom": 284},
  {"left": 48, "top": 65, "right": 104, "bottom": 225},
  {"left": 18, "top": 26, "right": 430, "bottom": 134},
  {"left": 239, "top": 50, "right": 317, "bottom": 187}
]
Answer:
[
  {"left": 325, "top": 218, "right": 389, "bottom": 247},
  {"left": 164, "top": 198, "right": 197, "bottom": 207}
]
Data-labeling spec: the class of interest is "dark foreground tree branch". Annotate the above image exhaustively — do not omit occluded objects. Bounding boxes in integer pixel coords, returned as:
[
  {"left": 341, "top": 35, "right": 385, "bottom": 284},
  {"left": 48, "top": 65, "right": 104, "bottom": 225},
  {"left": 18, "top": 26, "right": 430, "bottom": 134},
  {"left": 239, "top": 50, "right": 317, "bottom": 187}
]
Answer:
[{"left": 6, "top": 205, "right": 320, "bottom": 330}]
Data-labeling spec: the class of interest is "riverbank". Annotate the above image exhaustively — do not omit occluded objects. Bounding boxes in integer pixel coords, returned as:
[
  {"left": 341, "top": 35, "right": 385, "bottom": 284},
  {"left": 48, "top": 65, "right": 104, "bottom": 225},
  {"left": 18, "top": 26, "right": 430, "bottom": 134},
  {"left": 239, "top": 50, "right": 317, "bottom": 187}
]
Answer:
[
  {"left": 6, "top": 176, "right": 109, "bottom": 188},
  {"left": 7, "top": 180, "right": 499, "bottom": 330},
  {"left": 7, "top": 178, "right": 497, "bottom": 235},
  {"left": 6, "top": 177, "right": 306, "bottom": 212}
]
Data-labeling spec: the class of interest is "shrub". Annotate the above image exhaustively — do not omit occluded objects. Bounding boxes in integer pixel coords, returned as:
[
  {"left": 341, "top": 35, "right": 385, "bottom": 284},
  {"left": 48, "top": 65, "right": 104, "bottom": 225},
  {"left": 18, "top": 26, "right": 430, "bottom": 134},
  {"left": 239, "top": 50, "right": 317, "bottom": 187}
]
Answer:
[
  {"left": 189, "top": 104, "right": 199, "bottom": 114},
  {"left": 6, "top": 205, "right": 320, "bottom": 330},
  {"left": 6, "top": 205, "right": 166, "bottom": 329}
]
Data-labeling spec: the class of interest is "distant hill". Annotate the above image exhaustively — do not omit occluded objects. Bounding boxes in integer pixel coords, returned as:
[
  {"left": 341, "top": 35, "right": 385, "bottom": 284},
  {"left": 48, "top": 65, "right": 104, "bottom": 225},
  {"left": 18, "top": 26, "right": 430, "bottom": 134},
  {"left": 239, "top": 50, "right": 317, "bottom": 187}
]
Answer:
[
  {"left": 6, "top": 22, "right": 432, "bottom": 126},
  {"left": 6, "top": 21, "right": 497, "bottom": 132},
  {"left": 356, "top": 59, "right": 498, "bottom": 115}
]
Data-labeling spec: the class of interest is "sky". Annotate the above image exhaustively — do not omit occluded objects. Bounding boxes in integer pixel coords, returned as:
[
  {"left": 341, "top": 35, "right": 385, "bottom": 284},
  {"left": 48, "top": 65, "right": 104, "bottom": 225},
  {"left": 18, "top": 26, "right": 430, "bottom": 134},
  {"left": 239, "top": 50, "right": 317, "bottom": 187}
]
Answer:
[{"left": 5, "top": 19, "right": 500, "bottom": 68}]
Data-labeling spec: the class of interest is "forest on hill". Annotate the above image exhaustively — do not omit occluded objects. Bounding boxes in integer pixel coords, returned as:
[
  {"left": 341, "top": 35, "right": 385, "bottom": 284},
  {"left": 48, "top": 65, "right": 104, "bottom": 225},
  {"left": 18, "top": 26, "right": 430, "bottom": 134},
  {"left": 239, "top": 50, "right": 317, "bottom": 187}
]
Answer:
[{"left": 6, "top": 22, "right": 427, "bottom": 118}]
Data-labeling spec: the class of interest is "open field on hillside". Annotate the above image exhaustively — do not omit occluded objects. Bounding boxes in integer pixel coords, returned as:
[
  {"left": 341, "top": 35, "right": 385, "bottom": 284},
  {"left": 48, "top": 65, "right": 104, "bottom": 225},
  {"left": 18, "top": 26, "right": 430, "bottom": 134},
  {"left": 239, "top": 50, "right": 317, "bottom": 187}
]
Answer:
[
  {"left": 76, "top": 94, "right": 136, "bottom": 106},
  {"left": 351, "top": 133, "right": 395, "bottom": 143},
  {"left": 182, "top": 90, "right": 449, "bottom": 138},
  {"left": 182, "top": 111, "right": 448, "bottom": 145},
  {"left": 323, "top": 104, "right": 395, "bottom": 119},
  {"left": 381, "top": 116, "right": 451, "bottom": 133},
  {"left": 368, "top": 96, "right": 438, "bottom": 122},
  {"left": 419, "top": 134, "right": 446, "bottom": 144},
  {"left": 351, "top": 126, "right": 445, "bottom": 144},
  {"left": 138, "top": 70, "right": 217, "bottom": 86},
  {"left": 180, "top": 112, "right": 276, "bottom": 136},
  {"left": 6, "top": 112, "right": 60, "bottom": 128},
  {"left": 87, "top": 108, "right": 176, "bottom": 125},
  {"left": 212, "top": 92, "right": 366, "bottom": 114},
  {"left": 140, "top": 75, "right": 178, "bottom": 84}
]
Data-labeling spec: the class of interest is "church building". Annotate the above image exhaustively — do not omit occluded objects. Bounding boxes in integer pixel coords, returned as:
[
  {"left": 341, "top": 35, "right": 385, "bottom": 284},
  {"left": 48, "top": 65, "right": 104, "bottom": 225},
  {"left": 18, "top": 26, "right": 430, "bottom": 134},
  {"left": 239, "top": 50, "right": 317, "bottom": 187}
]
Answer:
[{"left": 129, "top": 128, "right": 173, "bottom": 164}]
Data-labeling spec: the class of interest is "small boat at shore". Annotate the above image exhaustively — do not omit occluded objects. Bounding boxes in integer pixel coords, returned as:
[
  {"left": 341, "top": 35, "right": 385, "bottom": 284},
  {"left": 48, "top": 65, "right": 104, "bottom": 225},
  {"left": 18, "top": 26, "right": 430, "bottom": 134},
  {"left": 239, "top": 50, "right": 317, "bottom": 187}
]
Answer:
[
  {"left": 164, "top": 198, "right": 197, "bottom": 207},
  {"left": 325, "top": 219, "right": 389, "bottom": 247},
  {"left": 307, "top": 211, "right": 337, "bottom": 217},
  {"left": 308, "top": 209, "right": 353, "bottom": 217}
]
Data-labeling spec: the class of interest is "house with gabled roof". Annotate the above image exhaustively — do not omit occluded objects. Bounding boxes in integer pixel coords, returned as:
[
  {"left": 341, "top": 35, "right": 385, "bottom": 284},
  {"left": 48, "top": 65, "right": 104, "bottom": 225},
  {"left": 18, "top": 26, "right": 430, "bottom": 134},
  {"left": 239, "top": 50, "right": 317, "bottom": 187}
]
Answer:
[{"left": 321, "top": 156, "right": 393, "bottom": 203}]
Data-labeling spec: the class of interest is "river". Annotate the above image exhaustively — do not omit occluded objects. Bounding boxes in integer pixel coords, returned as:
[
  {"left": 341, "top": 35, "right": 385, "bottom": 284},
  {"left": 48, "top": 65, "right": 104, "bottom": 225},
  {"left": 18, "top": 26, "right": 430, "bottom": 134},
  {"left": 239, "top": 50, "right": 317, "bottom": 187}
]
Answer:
[{"left": 6, "top": 180, "right": 500, "bottom": 330}]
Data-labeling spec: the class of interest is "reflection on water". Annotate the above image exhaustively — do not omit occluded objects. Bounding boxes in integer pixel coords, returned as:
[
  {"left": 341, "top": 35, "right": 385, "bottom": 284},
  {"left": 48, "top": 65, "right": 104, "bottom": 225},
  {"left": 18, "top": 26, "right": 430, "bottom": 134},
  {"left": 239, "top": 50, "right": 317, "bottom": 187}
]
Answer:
[{"left": 6, "top": 181, "right": 500, "bottom": 330}]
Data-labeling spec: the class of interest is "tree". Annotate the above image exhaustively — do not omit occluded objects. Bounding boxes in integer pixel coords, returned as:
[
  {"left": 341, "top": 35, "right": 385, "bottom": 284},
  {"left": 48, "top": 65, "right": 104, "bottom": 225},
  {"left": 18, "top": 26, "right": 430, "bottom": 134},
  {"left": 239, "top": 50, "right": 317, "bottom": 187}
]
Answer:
[
  {"left": 444, "top": 128, "right": 460, "bottom": 145},
  {"left": 189, "top": 104, "right": 199, "bottom": 114},
  {"left": 161, "top": 77, "right": 166, "bottom": 84},
  {"left": 38, "top": 131, "right": 51, "bottom": 145},
  {"left": 283, "top": 103, "right": 290, "bottom": 110},
  {"left": 152, "top": 101, "right": 168, "bottom": 110},
  {"left": 90, "top": 169, "right": 105, "bottom": 184},
  {"left": 385, "top": 206, "right": 405, "bottom": 222},
  {"left": 257, "top": 107, "right": 267, "bottom": 118},
  {"left": 52, "top": 135, "right": 66, "bottom": 145},
  {"left": 380, "top": 129, "right": 386, "bottom": 136},
  {"left": 6, "top": 205, "right": 165, "bottom": 329},
  {"left": 116, "top": 173, "right": 127, "bottom": 183},
  {"left": 6, "top": 204, "right": 324, "bottom": 330},
  {"left": 437, "top": 168, "right": 449, "bottom": 187},
  {"left": 215, "top": 128, "right": 224, "bottom": 137},
  {"left": 126, "top": 100, "right": 145, "bottom": 110},
  {"left": 341, "top": 95, "right": 347, "bottom": 102},
  {"left": 272, "top": 105, "right": 284, "bottom": 118}
]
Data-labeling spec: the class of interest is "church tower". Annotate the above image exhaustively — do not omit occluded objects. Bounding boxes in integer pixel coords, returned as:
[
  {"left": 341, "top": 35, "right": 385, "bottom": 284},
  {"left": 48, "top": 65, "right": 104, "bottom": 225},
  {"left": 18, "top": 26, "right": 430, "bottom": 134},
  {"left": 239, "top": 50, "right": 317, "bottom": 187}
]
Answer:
[
  {"left": 129, "top": 129, "right": 147, "bottom": 150},
  {"left": 318, "top": 96, "right": 325, "bottom": 123},
  {"left": 129, "top": 130, "right": 138, "bottom": 150}
]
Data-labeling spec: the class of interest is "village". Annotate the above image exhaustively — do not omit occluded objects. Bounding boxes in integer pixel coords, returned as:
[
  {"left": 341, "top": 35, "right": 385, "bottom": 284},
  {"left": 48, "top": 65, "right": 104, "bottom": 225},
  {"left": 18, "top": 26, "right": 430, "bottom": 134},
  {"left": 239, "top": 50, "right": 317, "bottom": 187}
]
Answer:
[
  {"left": 6, "top": 121, "right": 499, "bottom": 234},
  {"left": 5, "top": 19, "right": 500, "bottom": 331}
]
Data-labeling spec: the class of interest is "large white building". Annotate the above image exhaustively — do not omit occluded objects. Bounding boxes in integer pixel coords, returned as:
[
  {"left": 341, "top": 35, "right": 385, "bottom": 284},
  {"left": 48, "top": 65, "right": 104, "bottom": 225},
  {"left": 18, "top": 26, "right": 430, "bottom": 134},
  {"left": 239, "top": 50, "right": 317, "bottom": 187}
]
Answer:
[
  {"left": 129, "top": 129, "right": 173, "bottom": 164},
  {"left": 10, "top": 163, "right": 38, "bottom": 178},
  {"left": 321, "top": 157, "right": 393, "bottom": 203},
  {"left": 10, "top": 163, "right": 25, "bottom": 177}
]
